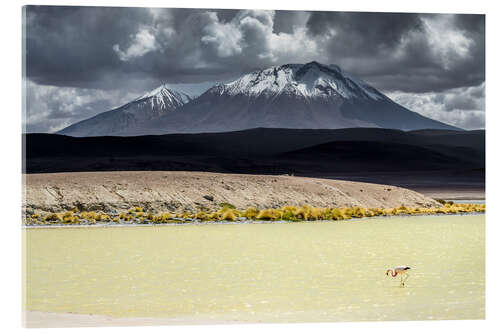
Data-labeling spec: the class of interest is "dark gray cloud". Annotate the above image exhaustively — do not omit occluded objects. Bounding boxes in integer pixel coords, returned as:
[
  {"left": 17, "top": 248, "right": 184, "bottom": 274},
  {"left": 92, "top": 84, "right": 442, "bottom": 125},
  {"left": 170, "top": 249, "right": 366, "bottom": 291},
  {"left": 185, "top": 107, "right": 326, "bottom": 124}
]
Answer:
[
  {"left": 25, "top": 6, "right": 150, "bottom": 88},
  {"left": 307, "top": 12, "right": 423, "bottom": 55},
  {"left": 387, "top": 82, "right": 485, "bottom": 130},
  {"left": 23, "top": 6, "right": 485, "bottom": 131},
  {"left": 304, "top": 12, "right": 484, "bottom": 93},
  {"left": 25, "top": 7, "right": 484, "bottom": 92}
]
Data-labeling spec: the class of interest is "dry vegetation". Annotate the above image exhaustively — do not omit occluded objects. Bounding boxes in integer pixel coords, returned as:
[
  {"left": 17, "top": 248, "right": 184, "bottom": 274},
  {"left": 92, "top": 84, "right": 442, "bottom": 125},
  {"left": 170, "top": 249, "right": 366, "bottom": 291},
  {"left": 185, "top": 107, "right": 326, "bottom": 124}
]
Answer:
[
  {"left": 24, "top": 202, "right": 485, "bottom": 226},
  {"left": 23, "top": 171, "right": 484, "bottom": 227}
]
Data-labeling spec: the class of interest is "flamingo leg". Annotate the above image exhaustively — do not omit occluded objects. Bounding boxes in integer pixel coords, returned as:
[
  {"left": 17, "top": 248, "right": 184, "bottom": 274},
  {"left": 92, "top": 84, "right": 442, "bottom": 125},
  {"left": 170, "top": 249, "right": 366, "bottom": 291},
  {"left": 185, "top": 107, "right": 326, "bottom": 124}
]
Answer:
[
  {"left": 403, "top": 273, "right": 409, "bottom": 286},
  {"left": 399, "top": 274, "right": 404, "bottom": 287}
]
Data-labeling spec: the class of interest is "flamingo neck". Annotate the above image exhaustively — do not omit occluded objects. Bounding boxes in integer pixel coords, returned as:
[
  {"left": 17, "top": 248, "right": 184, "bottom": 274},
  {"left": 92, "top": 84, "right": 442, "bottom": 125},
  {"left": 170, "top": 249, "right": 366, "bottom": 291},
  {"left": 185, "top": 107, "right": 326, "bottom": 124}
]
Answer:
[{"left": 386, "top": 269, "right": 397, "bottom": 277}]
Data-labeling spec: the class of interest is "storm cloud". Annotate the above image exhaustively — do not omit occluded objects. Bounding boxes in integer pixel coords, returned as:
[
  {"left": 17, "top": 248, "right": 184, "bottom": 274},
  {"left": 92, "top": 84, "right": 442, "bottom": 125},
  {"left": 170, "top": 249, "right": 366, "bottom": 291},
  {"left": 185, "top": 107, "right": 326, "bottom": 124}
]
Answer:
[
  {"left": 23, "top": 6, "right": 485, "bottom": 132},
  {"left": 386, "top": 82, "right": 485, "bottom": 130}
]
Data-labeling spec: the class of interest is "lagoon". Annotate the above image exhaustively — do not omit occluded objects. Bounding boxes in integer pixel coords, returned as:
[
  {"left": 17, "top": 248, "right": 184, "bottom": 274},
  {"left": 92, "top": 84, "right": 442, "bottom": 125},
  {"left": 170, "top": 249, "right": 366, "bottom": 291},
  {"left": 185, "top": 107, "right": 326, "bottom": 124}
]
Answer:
[{"left": 24, "top": 215, "right": 484, "bottom": 324}]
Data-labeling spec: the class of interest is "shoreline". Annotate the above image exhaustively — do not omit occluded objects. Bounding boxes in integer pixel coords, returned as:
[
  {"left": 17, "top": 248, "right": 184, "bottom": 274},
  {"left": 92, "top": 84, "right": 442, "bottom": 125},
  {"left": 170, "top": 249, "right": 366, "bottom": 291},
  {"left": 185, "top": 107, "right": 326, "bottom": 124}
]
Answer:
[
  {"left": 23, "top": 171, "right": 485, "bottom": 228},
  {"left": 22, "top": 211, "right": 485, "bottom": 229}
]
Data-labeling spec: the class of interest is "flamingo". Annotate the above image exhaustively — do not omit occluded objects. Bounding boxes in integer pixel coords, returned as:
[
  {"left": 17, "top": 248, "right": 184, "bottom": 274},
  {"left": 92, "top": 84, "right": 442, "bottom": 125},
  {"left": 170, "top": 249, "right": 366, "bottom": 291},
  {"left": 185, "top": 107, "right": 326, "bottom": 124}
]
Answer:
[{"left": 386, "top": 266, "right": 411, "bottom": 286}]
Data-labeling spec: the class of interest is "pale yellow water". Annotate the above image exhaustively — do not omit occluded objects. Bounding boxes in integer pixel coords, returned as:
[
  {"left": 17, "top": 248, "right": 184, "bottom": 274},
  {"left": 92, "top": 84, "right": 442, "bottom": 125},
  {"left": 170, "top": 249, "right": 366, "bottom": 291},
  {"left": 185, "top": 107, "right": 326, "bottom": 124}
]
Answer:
[{"left": 23, "top": 215, "right": 484, "bottom": 323}]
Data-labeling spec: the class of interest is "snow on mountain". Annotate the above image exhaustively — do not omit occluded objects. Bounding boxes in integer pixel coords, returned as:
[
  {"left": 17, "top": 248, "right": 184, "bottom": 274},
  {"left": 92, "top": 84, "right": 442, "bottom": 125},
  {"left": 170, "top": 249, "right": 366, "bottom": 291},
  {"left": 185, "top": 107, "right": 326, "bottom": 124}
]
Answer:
[
  {"left": 161, "top": 61, "right": 459, "bottom": 133},
  {"left": 58, "top": 61, "right": 460, "bottom": 137},
  {"left": 57, "top": 84, "right": 192, "bottom": 137},
  {"left": 135, "top": 84, "right": 191, "bottom": 111},
  {"left": 217, "top": 61, "right": 387, "bottom": 101}
]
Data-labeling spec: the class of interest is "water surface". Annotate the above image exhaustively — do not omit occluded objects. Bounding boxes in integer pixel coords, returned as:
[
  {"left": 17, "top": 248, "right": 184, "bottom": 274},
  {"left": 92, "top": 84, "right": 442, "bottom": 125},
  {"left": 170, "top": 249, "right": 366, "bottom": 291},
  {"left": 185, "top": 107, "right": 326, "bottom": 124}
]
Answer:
[{"left": 24, "top": 215, "right": 484, "bottom": 322}]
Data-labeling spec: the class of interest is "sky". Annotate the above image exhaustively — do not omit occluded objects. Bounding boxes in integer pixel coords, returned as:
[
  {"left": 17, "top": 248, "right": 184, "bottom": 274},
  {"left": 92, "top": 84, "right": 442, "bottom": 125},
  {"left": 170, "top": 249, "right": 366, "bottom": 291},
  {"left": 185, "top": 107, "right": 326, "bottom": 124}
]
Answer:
[{"left": 23, "top": 6, "right": 485, "bottom": 132}]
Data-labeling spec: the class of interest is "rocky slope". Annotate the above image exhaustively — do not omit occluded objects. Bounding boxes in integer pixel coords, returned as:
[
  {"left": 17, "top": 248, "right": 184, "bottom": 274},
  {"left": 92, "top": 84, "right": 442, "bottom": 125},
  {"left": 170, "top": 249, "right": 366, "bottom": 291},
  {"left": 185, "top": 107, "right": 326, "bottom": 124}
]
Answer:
[{"left": 23, "top": 171, "right": 440, "bottom": 215}]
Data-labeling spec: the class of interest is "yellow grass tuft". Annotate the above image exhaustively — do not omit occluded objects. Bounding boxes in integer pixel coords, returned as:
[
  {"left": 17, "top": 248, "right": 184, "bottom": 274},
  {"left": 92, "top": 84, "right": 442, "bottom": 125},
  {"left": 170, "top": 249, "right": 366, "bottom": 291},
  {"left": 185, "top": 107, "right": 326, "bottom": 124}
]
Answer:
[
  {"left": 221, "top": 210, "right": 237, "bottom": 221},
  {"left": 208, "top": 212, "right": 219, "bottom": 221},
  {"left": 243, "top": 207, "right": 259, "bottom": 220},
  {"left": 44, "top": 213, "right": 62, "bottom": 222},
  {"left": 26, "top": 201, "right": 485, "bottom": 226},
  {"left": 295, "top": 205, "right": 312, "bottom": 220},
  {"left": 310, "top": 207, "right": 325, "bottom": 220},
  {"left": 256, "top": 209, "right": 278, "bottom": 220},
  {"left": 281, "top": 205, "right": 298, "bottom": 213},
  {"left": 195, "top": 211, "right": 209, "bottom": 221},
  {"left": 63, "top": 211, "right": 73, "bottom": 218},
  {"left": 158, "top": 212, "right": 172, "bottom": 223},
  {"left": 328, "top": 208, "right": 344, "bottom": 220}
]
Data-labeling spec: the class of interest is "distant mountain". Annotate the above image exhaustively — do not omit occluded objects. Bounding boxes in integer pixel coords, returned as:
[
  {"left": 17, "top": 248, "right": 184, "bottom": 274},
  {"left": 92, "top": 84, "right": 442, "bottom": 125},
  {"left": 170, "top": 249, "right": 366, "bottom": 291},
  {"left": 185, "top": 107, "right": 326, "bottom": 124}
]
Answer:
[
  {"left": 57, "top": 84, "right": 192, "bottom": 137},
  {"left": 58, "top": 61, "right": 459, "bottom": 136}
]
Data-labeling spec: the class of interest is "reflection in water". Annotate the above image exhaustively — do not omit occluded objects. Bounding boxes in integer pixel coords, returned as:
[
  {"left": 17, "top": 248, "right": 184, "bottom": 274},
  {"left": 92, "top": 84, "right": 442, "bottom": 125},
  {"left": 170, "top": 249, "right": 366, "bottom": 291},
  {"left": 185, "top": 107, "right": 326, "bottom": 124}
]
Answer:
[{"left": 24, "top": 215, "right": 484, "bottom": 322}]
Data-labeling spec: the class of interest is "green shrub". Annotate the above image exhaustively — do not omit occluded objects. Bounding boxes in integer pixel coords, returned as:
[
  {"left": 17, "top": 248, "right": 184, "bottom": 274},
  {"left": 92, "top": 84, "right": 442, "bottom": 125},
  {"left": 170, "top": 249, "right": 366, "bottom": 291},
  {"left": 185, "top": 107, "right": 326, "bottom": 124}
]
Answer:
[{"left": 281, "top": 210, "right": 299, "bottom": 221}]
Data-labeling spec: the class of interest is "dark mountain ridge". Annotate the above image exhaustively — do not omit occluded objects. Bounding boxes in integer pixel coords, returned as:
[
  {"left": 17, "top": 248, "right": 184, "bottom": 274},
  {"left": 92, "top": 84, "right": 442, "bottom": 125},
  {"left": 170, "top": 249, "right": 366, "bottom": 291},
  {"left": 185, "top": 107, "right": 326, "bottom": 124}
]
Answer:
[{"left": 25, "top": 127, "right": 484, "bottom": 174}]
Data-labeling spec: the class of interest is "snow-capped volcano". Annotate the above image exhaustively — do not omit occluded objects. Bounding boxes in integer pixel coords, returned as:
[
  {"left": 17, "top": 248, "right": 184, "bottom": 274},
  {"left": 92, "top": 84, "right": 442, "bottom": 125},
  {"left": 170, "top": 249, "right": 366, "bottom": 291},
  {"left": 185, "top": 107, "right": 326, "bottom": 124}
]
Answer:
[
  {"left": 58, "top": 61, "right": 459, "bottom": 137},
  {"left": 147, "top": 61, "right": 459, "bottom": 133},
  {"left": 219, "top": 61, "right": 386, "bottom": 101},
  {"left": 58, "top": 84, "right": 192, "bottom": 136}
]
